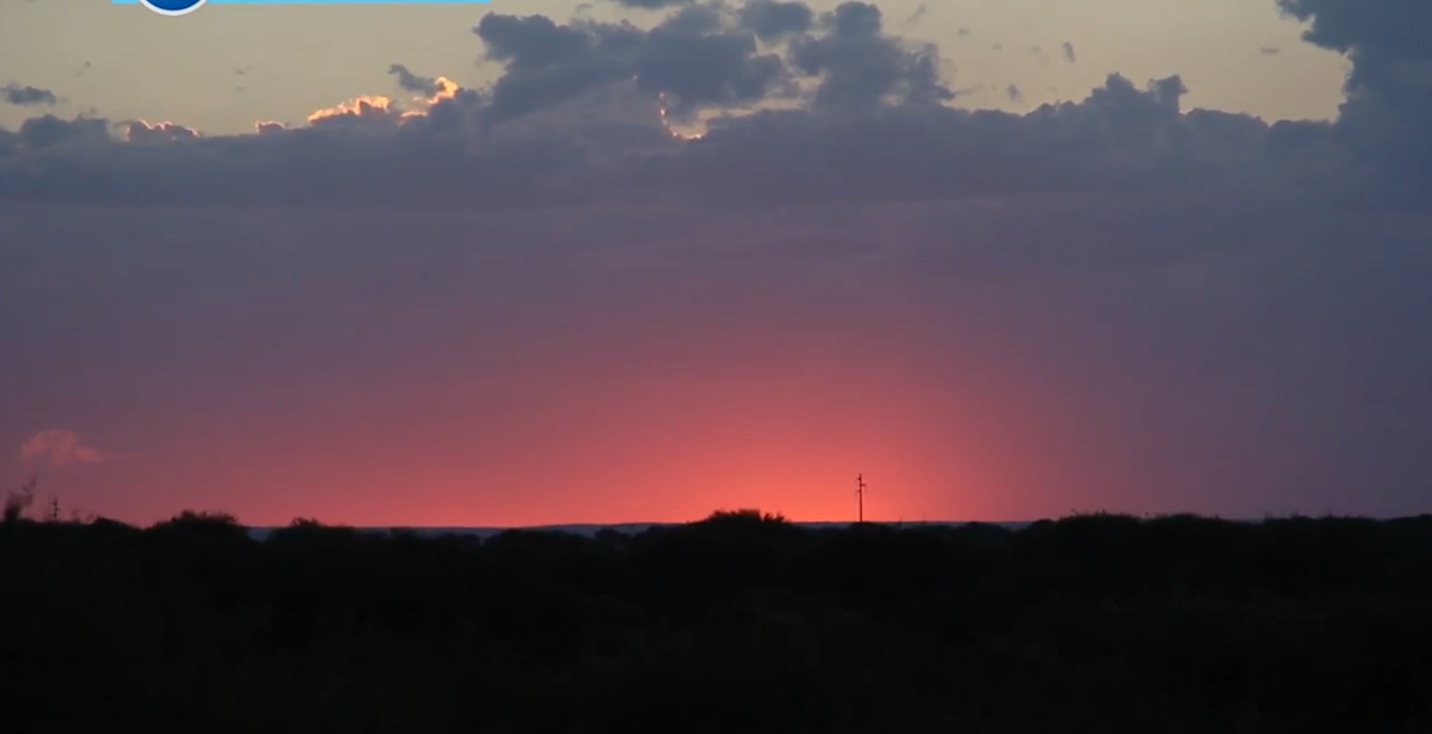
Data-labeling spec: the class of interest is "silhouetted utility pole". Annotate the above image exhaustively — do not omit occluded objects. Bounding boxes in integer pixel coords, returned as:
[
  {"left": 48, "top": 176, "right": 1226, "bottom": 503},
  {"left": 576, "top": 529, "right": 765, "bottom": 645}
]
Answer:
[
  {"left": 48, "top": 497, "right": 60, "bottom": 523},
  {"left": 856, "top": 473, "right": 866, "bottom": 523}
]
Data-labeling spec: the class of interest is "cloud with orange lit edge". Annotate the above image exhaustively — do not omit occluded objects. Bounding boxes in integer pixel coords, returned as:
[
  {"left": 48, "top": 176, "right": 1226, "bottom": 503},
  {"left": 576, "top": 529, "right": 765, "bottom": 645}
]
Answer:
[{"left": 0, "top": 0, "right": 1422, "bottom": 210}]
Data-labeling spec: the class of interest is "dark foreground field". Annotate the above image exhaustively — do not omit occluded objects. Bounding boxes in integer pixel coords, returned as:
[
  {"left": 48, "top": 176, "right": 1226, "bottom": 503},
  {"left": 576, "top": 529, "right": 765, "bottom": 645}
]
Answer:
[{"left": 3, "top": 509, "right": 1430, "bottom": 733}]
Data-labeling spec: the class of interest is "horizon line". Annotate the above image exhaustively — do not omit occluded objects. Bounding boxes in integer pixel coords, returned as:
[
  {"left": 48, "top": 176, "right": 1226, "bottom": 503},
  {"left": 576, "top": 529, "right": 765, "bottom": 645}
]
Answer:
[{"left": 240, "top": 516, "right": 1312, "bottom": 531}]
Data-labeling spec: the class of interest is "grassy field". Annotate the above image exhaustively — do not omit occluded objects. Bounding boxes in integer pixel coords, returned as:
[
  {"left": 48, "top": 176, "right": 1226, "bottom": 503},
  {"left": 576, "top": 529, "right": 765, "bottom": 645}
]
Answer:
[{"left": 3, "top": 503, "right": 1429, "bottom": 733}]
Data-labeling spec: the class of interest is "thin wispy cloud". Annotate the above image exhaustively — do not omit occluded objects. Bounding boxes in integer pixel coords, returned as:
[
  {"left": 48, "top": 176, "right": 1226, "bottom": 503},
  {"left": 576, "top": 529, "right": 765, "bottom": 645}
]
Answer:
[{"left": 19, "top": 429, "right": 124, "bottom": 466}]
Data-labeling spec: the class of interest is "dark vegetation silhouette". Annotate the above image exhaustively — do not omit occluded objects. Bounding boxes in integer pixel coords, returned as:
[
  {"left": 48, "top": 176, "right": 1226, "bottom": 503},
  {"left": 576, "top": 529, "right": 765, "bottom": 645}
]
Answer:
[{"left": 3, "top": 498, "right": 1431, "bottom": 733}]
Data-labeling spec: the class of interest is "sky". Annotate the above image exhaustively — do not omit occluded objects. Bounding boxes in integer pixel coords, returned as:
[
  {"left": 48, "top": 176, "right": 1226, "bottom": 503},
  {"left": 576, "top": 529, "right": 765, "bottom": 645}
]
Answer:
[{"left": 1, "top": 0, "right": 1429, "bottom": 526}]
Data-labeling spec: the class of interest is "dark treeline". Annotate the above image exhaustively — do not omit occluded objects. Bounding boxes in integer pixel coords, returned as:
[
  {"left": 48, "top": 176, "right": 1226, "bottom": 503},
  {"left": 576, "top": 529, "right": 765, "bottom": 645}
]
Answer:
[{"left": 3, "top": 506, "right": 1431, "bottom": 733}]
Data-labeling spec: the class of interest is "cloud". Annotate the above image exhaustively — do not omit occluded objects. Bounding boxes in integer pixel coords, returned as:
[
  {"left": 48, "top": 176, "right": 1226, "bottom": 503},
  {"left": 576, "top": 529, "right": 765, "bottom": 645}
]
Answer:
[
  {"left": 0, "top": 114, "right": 108, "bottom": 154},
  {"left": 1260, "top": 46, "right": 1281, "bottom": 55},
  {"left": 127, "top": 120, "right": 199, "bottom": 143},
  {"left": 1061, "top": 41, "right": 1077, "bottom": 64},
  {"left": 18, "top": 430, "right": 122, "bottom": 467},
  {"left": 388, "top": 63, "right": 444, "bottom": 97},
  {"left": 1005, "top": 83, "right": 1022, "bottom": 103},
  {"left": 739, "top": 0, "right": 815, "bottom": 41},
  {"left": 1277, "top": 0, "right": 1432, "bottom": 205},
  {"left": 788, "top": 2, "right": 952, "bottom": 112},
  {"left": 608, "top": 0, "right": 691, "bottom": 8},
  {"left": 2, "top": 83, "right": 59, "bottom": 107},
  {"left": 470, "top": 4, "right": 805, "bottom": 124},
  {"left": 0, "top": 0, "right": 1420, "bottom": 214}
]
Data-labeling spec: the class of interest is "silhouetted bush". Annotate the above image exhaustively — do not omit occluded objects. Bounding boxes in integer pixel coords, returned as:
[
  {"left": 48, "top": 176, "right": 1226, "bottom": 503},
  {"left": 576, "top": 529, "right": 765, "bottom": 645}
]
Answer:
[
  {"left": 3, "top": 475, "right": 37, "bottom": 523},
  {"left": 2, "top": 509, "right": 1430, "bottom": 733}
]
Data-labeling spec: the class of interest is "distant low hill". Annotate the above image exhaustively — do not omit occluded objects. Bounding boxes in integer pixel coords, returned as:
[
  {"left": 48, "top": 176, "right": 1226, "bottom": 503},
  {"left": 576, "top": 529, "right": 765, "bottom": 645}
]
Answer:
[{"left": 244, "top": 520, "right": 1037, "bottom": 540}]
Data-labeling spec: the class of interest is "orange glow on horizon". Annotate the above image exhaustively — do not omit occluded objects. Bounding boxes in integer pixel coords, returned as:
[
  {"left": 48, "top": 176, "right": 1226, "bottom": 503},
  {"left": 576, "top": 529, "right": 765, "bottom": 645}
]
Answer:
[{"left": 13, "top": 293, "right": 1102, "bottom": 528}]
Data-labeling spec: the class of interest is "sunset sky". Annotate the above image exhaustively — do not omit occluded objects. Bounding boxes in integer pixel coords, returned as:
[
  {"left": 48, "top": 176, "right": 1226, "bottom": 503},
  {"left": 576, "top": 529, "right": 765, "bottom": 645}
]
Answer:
[{"left": 2, "top": 0, "right": 1429, "bottom": 526}]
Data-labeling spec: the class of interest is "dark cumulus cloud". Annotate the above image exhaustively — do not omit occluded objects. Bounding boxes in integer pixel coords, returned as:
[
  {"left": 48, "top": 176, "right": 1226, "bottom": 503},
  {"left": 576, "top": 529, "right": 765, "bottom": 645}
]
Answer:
[
  {"left": 3, "top": 83, "right": 59, "bottom": 107},
  {"left": 0, "top": 115, "right": 106, "bottom": 153},
  {"left": 127, "top": 121, "right": 199, "bottom": 143},
  {"left": 606, "top": 0, "right": 692, "bottom": 8},
  {"left": 388, "top": 63, "right": 443, "bottom": 97},
  {"left": 1277, "top": 0, "right": 1432, "bottom": 205},
  {"left": 788, "top": 2, "right": 953, "bottom": 112},
  {"left": 472, "top": 4, "right": 800, "bottom": 124},
  {"left": 739, "top": 0, "right": 814, "bottom": 41},
  {"left": 0, "top": 0, "right": 1422, "bottom": 213}
]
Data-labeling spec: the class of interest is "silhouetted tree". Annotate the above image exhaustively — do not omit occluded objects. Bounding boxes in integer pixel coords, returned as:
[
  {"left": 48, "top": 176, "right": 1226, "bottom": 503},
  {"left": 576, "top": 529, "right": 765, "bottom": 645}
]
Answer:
[
  {"left": 4, "top": 506, "right": 1432, "bottom": 733},
  {"left": 2, "top": 474, "right": 37, "bottom": 523}
]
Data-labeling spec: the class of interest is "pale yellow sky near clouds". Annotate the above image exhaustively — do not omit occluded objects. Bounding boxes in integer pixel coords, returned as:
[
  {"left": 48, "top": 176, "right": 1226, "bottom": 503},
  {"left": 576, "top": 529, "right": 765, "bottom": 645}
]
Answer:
[{"left": 1, "top": 0, "right": 1348, "bottom": 134}]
